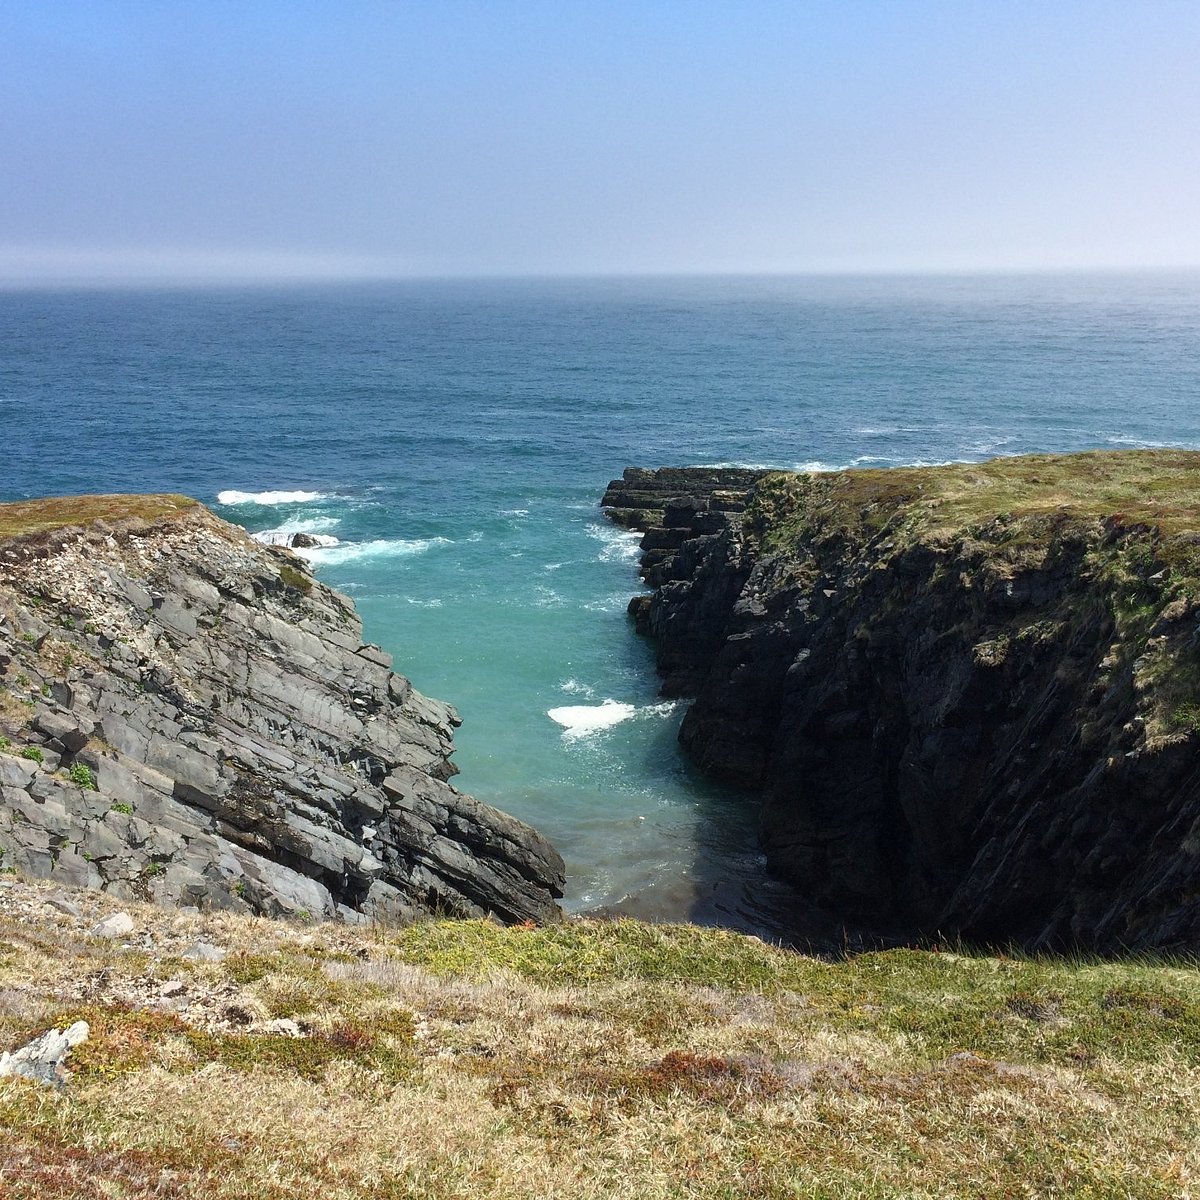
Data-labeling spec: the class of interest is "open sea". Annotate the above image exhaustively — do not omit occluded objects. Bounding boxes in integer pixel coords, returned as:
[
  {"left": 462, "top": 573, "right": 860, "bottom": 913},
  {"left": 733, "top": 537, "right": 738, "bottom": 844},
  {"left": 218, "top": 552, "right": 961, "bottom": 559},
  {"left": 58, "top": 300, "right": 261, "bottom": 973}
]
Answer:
[{"left": 3, "top": 272, "right": 1199, "bottom": 940}]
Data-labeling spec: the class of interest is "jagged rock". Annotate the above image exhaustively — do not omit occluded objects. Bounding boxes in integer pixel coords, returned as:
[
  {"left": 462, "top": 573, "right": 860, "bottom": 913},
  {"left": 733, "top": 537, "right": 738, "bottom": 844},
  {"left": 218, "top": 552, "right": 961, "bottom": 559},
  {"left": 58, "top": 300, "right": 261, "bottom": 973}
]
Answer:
[
  {"left": 607, "top": 453, "right": 1200, "bottom": 953},
  {"left": 0, "top": 1020, "right": 90, "bottom": 1086},
  {"left": 0, "top": 497, "right": 564, "bottom": 926}
]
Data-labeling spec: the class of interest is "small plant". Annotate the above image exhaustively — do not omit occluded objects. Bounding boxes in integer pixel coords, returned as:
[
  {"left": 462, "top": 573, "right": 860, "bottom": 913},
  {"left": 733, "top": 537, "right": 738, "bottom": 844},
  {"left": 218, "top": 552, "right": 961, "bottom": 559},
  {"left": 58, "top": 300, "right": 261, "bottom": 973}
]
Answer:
[
  {"left": 1170, "top": 701, "right": 1200, "bottom": 733},
  {"left": 60, "top": 615, "right": 76, "bottom": 631},
  {"left": 69, "top": 763, "right": 98, "bottom": 790},
  {"left": 62, "top": 652, "right": 75, "bottom": 669},
  {"left": 20, "top": 746, "right": 44, "bottom": 763},
  {"left": 0, "top": 736, "right": 10, "bottom": 751},
  {"left": 143, "top": 861, "right": 165, "bottom": 877},
  {"left": 40, "top": 685, "right": 50, "bottom": 697},
  {"left": 110, "top": 800, "right": 133, "bottom": 815},
  {"left": 15, "top": 674, "right": 29, "bottom": 687},
  {"left": 83, "top": 622, "right": 99, "bottom": 636},
  {"left": 278, "top": 564, "right": 313, "bottom": 594},
  {"left": 20, "top": 633, "right": 35, "bottom": 644}
]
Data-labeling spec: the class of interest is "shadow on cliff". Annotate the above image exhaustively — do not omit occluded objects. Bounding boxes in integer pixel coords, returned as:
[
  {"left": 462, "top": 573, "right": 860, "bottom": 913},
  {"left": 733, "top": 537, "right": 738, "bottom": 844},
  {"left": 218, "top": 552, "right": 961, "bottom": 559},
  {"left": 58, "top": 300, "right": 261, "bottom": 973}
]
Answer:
[{"left": 596, "top": 709, "right": 897, "bottom": 955}]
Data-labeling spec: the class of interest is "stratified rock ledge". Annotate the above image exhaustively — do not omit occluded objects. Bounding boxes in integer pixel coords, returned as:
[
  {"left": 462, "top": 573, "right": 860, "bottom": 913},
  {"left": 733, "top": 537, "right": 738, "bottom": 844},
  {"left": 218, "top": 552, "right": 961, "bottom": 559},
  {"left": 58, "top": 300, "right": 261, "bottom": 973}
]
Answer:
[{"left": 0, "top": 496, "right": 564, "bottom": 925}]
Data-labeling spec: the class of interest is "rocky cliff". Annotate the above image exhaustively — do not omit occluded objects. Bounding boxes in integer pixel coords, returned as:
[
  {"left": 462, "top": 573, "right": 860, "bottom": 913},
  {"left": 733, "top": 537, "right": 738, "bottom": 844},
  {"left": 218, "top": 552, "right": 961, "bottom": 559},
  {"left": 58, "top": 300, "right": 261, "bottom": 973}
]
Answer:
[
  {"left": 0, "top": 495, "right": 564, "bottom": 924},
  {"left": 604, "top": 453, "right": 1200, "bottom": 952}
]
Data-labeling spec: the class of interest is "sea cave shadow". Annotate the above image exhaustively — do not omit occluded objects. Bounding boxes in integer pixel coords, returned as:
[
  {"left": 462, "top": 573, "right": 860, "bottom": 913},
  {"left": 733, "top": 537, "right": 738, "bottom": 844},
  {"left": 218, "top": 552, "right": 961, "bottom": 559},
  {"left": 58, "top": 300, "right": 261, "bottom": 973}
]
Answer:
[{"left": 598, "top": 707, "right": 901, "bottom": 959}]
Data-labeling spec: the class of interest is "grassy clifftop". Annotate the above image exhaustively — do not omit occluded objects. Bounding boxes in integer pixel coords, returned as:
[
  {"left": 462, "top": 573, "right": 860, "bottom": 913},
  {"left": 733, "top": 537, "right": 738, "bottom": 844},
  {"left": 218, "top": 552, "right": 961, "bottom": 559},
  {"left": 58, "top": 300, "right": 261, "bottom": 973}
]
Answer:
[
  {"left": 0, "top": 494, "right": 198, "bottom": 543},
  {"left": 749, "top": 450, "right": 1200, "bottom": 547},
  {"left": 743, "top": 449, "right": 1200, "bottom": 742},
  {"left": 1, "top": 879, "right": 1198, "bottom": 1198}
]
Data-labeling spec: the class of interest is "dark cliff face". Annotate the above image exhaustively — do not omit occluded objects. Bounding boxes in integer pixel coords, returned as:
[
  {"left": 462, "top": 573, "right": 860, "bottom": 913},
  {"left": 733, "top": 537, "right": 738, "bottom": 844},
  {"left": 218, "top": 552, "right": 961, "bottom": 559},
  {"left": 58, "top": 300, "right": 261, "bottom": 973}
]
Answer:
[
  {"left": 604, "top": 454, "right": 1200, "bottom": 952},
  {"left": 0, "top": 497, "right": 564, "bottom": 925}
]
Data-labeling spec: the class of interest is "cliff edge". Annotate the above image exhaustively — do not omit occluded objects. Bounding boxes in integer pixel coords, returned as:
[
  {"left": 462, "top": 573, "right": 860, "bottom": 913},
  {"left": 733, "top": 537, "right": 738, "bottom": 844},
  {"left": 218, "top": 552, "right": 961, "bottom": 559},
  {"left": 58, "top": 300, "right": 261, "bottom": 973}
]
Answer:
[
  {"left": 605, "top": 452, "right": 1200, "bottom": 952},
  {"left": 0, "top": 495, "right": 564, "bottom": 924}
]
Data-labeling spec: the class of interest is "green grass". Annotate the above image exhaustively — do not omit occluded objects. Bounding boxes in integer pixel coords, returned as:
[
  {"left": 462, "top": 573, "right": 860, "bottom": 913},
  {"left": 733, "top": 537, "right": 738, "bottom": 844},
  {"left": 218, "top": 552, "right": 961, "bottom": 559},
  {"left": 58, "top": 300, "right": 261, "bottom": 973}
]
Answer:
[
  {"left": 2, "top": 884, "right": 1199, "bottom": 1199},
  {"left": 0, "top": 494, "right": 197, "bottom": 543},
  {"left": 743, "top": 449, "right": 1200, "bottom": 738}
]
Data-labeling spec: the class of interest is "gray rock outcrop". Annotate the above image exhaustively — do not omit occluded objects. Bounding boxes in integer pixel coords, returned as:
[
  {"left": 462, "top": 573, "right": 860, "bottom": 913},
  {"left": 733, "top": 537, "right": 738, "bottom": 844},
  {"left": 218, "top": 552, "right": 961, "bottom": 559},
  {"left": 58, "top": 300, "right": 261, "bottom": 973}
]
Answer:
[
  {"left": 0, "top": 1020, "right": 90, "bottom": 1087},
  {"left": 0, "top": 497, "right": 564, "bottom": 925}
]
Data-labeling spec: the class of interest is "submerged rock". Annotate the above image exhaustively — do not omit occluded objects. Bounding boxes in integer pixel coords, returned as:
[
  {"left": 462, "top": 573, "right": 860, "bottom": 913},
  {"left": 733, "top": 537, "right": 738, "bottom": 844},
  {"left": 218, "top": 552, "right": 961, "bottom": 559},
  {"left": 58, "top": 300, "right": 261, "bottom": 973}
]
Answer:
[
  {"left": 606, "top": 452, "right": 1200, "bottom": 952},
  {"left": 0, "top": 495, "right": 564, "bottom": 925}
]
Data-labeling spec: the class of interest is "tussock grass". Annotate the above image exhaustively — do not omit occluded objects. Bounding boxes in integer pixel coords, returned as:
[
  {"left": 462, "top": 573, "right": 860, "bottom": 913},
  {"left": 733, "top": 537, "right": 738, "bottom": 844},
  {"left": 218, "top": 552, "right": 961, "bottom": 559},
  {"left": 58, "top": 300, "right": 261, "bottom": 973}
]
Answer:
[
  {"left": 1, "top": 882, "right": 1199, "bottom": 1197},
  {"left": 0, "top": 494, "right": 197, "bottom": 543},
  {"left": 752, "top": 449, "right": 1200, "bottom": 546}
]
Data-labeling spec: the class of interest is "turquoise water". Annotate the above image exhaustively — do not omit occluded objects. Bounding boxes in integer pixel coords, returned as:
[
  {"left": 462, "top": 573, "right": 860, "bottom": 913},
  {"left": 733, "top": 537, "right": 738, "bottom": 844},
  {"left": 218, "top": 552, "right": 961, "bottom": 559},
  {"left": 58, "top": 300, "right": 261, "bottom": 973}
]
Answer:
[{"left": 4, "top": 273, "right": 1200, "bottom": 936}]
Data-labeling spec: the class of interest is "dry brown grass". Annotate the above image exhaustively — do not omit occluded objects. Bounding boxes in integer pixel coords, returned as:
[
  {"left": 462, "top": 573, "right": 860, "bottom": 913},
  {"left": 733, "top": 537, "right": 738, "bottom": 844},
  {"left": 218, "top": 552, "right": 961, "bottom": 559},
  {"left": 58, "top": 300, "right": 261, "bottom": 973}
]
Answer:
[
  {"left": 1, "top": 879, "right": 1198, "bottom": 1198},
  {"left": 0, "top": 494, "right": 197, "bottom": 543}
]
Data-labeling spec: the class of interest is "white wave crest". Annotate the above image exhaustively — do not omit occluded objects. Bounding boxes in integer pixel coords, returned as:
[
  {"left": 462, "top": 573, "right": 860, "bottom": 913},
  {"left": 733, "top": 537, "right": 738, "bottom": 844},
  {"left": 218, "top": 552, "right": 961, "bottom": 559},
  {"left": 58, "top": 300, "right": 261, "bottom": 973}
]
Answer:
[
  {"left": 296, "top": 536, "right": 451, "bottom": 566},
  {"left": 559, "top": 678, "right": 596, "bottom": 698},
  {"left": 254, "top": 530, "right": 340, "bottom": 548},
  {"left": 793, "top": 460, "right": 838, "bottom": 473},
  {"left": 587, "top": 523, "right": 642, "bottom": 563},
  {"left": 217, "top": 489, "right": 327, "bottom": 506},
  {"left": 548, "top": 700, "right": 636, "bottom": 739},
  {"left": 251, "top": 515, "right": 341, "bottom": 547}
]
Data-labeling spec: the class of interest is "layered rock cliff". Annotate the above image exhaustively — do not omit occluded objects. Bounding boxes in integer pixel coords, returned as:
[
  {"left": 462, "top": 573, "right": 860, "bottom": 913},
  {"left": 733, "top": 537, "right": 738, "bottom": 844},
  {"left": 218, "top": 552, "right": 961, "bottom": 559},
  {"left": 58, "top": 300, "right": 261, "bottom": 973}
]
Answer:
[
  {"left": 605, "top": 453, "right": 1200, "bottom": 952},
  {"left": 0, "top": 495, "right": 564, "bottom": 924}
]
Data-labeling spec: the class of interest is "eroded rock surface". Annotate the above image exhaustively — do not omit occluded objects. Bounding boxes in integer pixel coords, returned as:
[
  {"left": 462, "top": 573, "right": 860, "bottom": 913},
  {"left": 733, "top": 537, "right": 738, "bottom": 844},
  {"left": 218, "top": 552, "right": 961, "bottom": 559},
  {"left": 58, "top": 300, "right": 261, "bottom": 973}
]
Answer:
[
  {"left": 605, "top": 453, "right": 1200, "bottom": 952},
  {"left": 0, "top": 499, "right": 563, "bottom": 925}
]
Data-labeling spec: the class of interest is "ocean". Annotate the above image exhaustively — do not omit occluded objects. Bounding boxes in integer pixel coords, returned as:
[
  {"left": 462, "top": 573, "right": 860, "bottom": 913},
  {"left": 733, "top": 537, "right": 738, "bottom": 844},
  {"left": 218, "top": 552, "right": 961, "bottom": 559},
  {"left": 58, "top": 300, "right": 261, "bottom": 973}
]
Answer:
[{"left": 3, "top": 272, "right": 1199, "bottom": 939}]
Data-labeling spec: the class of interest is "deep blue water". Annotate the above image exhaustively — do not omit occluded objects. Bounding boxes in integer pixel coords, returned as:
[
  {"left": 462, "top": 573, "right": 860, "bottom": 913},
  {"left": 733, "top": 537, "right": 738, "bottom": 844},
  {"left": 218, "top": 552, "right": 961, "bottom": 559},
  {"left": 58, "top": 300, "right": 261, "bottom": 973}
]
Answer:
[{"left": 3, "top": 273, "right": 1199, "bottom": 937}]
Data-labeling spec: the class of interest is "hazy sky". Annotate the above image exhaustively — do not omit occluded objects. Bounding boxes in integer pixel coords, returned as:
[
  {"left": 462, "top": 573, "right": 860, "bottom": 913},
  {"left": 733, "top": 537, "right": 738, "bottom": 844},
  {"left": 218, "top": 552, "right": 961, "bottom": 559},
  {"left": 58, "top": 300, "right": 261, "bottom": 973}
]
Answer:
[{"left": 2, "top": 1, "right": 1199, "bottom": 281}]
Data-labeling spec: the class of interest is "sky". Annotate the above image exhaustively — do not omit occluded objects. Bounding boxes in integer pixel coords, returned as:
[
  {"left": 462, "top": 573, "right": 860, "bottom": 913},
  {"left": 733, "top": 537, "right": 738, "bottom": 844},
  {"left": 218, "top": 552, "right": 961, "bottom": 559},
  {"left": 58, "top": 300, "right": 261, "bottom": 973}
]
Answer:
[{"left": 2, "top": 1, "right": 1199, "bottom": 282}]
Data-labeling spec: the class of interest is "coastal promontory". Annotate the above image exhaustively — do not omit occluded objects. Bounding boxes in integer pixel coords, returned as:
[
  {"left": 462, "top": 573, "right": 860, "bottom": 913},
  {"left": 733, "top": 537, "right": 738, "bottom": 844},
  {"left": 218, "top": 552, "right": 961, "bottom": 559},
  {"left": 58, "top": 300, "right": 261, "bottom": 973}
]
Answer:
[
  {"left": 0, "top": 495, "right": 564, "bottom": 925},
  {"left": 606, "top": 451, "right": 1200, "bottom": 952}
]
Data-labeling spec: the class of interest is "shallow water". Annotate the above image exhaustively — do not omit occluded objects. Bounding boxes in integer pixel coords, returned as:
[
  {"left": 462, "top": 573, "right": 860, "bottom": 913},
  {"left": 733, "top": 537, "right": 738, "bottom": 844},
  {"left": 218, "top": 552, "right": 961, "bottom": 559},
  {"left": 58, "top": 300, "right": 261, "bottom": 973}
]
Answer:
[{"left": 4, "top": 273, "right": 1200, "bottom": 939}]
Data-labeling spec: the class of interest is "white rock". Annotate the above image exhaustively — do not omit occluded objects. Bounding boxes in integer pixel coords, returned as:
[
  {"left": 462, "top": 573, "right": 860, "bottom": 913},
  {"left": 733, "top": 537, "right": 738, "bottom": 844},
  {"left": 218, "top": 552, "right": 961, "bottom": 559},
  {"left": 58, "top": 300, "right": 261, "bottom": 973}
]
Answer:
[
  {"left": 88, "top": 912, "right": 134, "bottom": 939},
  {"left": 0, "top": 1020, "right": 89, "bottom": 1085},
  {"left": 183, "top": 940, "right": 226, "bottom": 962},
  {"left": 265, "top": 1018, "right": 302, "bottom": 1037}
]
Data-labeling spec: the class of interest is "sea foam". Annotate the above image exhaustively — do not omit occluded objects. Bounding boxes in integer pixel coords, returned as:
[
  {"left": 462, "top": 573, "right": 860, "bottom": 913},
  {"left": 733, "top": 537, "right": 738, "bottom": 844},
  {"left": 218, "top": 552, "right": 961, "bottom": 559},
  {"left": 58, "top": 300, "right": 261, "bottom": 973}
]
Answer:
[
  {"left": 294, "top": 536, "right": 451, "bottom": 566},
  {"left": 587, "top": 523, "right": 642, "bottom": 563},
  {"left": 548, "top": 700, "right": 637, "bottom": 739},
  {"left": 217, "top": 489, "right": 327, "bottom": 506}
]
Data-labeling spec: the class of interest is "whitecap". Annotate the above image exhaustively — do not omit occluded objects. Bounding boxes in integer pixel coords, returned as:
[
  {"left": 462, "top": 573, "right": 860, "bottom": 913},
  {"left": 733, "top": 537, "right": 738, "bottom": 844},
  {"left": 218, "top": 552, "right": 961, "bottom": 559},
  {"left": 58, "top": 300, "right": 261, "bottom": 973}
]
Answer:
[
  {"left": 254, "top": 531, "right": 340, "bottom": 548},
  {"left": 559, "top": 678, "right": 596, "bottom": 698},
  {"left": 793, "top": 460, "right": 839, "bottom": 473},
  {"left": 217, "top": 489, "right": 327, "bottom": 506},
  {"left": 501, "top": 508, "right": 530, "bottom": 517},
  {"left": 296, "top": 536, "right": 451, "bottom": 566},
  {"left": 586, "top": 523, "right": 642, "bottom": 563},
  {"left": 548, "top": 700, "right": 636, "bottom": 739},
  {"left": 1104, "top": 435, "right": 1173, "bottom": 449}
]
